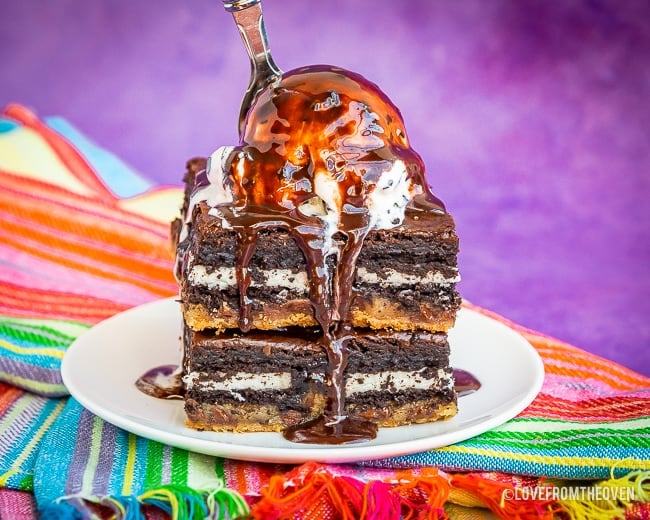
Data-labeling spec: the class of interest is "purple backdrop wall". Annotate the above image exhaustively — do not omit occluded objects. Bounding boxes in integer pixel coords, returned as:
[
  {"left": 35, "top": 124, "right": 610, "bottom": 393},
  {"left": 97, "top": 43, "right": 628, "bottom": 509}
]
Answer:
[{"left": 2, "top": 0, "right": 648, "bottom": 374}]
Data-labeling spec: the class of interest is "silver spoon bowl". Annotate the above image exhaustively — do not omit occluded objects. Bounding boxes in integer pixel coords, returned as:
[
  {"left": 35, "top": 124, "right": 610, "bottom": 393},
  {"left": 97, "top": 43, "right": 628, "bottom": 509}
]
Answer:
[{"left": 223, "top": 0, "right": 282, "bottom": 136}]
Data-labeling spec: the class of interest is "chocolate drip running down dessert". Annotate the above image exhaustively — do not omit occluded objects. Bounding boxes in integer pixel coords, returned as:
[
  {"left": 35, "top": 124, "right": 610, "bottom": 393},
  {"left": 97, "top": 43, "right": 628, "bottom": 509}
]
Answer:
[
  {"left": 185, "top": 66, "right": 442, "bottom": 442},
  {"left": 168, "top": 64, "right": 462, "bottom": 443},
  {"left": 167, "top": 66, "right": 460, "bottom": 443}
]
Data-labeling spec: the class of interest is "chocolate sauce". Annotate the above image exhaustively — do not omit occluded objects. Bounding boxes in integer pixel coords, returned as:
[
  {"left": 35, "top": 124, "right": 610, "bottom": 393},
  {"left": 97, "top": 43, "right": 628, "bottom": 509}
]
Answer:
[
  {"left": 234, "top": 228, "right": 258, "bottom": 332},
  {"left": 284, "top": 415, "right": 377, "bottom": 445},
  {"left": 135, "top": 364, "right": 184, "bottom": 399},
  {"left": 453, "top": 369, "right": 481, "bottom": 397},
  {"left": 177, "top": 65, "right": 448, "bottom": 444}
]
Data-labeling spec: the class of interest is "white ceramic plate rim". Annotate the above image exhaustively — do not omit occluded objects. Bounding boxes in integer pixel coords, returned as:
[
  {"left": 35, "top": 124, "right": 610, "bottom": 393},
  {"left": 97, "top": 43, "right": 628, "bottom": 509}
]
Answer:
[{"left": 62, "top": 298, "right": 544, "bottom": 464}]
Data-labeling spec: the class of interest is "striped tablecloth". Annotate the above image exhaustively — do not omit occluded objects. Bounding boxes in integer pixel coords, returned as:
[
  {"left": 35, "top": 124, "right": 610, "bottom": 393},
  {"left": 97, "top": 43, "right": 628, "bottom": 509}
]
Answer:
[{"left": 1, "top": 103, "right": 648, "bottom": 519}]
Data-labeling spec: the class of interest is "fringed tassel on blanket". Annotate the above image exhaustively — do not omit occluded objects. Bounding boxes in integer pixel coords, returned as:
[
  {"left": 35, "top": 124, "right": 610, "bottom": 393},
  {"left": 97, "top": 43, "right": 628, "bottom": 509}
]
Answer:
[
  {"left": 250, "top": 462, "right": 401, "bottom": 520},
  {"left": 450, "top": 473, "right": 558, "bottom": 519},
  {"left": 556, "top": 470, "right": 650, "bottom": 520},
  {"left": 38, "top": 481, "right": 249, "bottom": 520},
  {"left": 249, "top": 462, "right": 555, "bottom": 520},
  {"left": 36, "top": 465, "right": 650, "bottom": 520}
]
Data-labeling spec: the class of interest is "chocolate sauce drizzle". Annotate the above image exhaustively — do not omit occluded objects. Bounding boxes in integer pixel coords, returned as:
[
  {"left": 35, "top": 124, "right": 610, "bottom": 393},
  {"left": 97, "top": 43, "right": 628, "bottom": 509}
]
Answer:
[
  {"left": 175, "top": 65, "right": 449, "bottom": 443},
  {"left": 135, "top": 364, "right": 184, "bottom": 399},
  {"left": 452, "top": 369, "right": 481, "bottom": 397}
]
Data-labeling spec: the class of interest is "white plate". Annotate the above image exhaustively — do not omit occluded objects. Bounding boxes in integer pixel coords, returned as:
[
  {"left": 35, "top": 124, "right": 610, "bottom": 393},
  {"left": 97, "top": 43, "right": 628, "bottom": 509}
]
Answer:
[{"left": 62, "top": 298, "right": 544, "bottom": 464}]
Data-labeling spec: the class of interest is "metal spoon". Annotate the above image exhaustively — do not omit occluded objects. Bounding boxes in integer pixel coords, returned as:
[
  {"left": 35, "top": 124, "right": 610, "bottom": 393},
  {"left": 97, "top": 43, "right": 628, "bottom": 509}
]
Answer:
[{"left": 222, "top": 0, "right": 282, "bottom": 136}]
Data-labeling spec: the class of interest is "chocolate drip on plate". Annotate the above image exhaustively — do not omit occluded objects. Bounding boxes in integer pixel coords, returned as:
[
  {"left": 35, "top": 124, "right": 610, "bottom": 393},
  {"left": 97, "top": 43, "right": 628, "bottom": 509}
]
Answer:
[
  {"left": 284, "top": 414, "right": 377, "bottom": 445},
  {"left": 453, "top": 368, "right": 481, "bottom": 397},
  {"left": 135, "top": 365, "right": 184, "bottom": 399}
]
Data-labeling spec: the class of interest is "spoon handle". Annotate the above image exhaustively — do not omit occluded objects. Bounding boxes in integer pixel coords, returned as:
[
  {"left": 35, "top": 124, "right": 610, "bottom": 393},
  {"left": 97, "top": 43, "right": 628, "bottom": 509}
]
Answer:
[{"left": 222, "top": 0, "right": 281, "bottom": 134}]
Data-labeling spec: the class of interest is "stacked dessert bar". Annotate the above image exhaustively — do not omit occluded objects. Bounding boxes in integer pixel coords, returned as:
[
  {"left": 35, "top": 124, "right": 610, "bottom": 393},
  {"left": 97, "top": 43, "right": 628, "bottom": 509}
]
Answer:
[{"left": 171, "top": 66, "right": 461, "bottom": 440}]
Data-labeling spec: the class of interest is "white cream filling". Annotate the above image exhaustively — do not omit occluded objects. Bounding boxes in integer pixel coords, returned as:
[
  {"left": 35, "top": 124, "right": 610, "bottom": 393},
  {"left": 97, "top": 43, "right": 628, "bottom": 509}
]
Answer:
[
  {"left": 186, "top": 368, "right": 452, "bottom": 398},
  {"left": 356, "top": 267, "right": 460, "bottom": 286},
  {"left": 188, "top": 265, "right": 309, "bottom": 292},
  {"left": 188, "top": 265, "right": 458, "bottom": 291},
  {"left": 188, "top": 265, "right": 235, "bottom": 291},
  {"left": 184, "top": 371, "right": 291, "bottom": 391},
  {"left": 345, "top": 368, "right": 452, "bottom": 396}
]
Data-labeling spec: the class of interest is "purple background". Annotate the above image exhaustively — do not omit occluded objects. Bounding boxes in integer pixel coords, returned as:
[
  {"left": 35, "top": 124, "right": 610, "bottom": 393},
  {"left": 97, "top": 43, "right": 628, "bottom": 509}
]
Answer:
[{"left": 2, "top": 0, "right": 648, "bottom": 374}]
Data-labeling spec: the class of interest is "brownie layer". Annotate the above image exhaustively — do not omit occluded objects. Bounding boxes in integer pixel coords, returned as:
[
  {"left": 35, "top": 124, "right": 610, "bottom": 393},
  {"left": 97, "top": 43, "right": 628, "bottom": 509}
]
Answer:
[{"left": 183, "top": 326, "right": 456, "bottom": 432}]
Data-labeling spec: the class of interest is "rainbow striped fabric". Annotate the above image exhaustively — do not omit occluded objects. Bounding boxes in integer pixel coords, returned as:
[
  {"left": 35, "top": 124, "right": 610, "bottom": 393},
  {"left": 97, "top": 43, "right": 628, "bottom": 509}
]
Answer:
[
  {"left": 363, "top": 306, "right": 650, "bottom": 479},
  {"left": 0, "top": 104, "right": 648, "bottom": 518}
]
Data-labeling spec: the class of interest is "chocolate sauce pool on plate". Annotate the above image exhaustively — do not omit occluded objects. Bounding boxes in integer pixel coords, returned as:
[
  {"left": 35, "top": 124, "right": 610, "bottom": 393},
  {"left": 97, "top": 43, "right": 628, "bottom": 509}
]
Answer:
[
  {"left": 452, "top": 368, "right": 481, "bottom": 397},
  {"left": 135, "top": 364, "right": 184, "bottom": 399}
]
